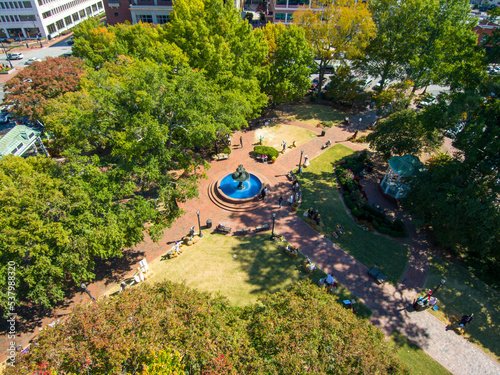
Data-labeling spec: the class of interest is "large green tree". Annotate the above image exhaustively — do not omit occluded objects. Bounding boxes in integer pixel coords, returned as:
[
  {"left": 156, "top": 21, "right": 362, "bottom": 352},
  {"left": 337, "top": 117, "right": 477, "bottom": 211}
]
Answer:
[
  {"left": 403, "top": 155, "right": 500, "bottom": 277},
  {"left": 165, "top": 0, "right": 268, "bottom": 116},
  {"left": 358, "top": 0, "right": 481, "bottom": 93},
  {"left": 0, "top": 155, "right": 159, "bottom": 313},
  {"left": 366, "top": 109, "right": 442, "bottom": 160},
  {"left": 262, "top": 23, "right": 315, "bottom": 105},
  {"left": 293, "top": 0, "right": 376, "bottom": 94},
  {"left": 42, "top": 58, "right": 248, "bottom": 204},
  {"left": 6, "top": 281, "right": 407, "bottom": 374},
  {"left": 72, "top": 19, "right": 186, "bottom": 69},
  {"left": 3, "top": 56, "right": 85, "bottom": 120}
]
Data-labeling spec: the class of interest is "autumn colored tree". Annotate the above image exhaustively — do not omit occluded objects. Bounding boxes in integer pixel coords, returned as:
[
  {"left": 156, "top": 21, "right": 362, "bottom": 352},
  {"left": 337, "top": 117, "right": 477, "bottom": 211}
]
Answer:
[
  {"left": 0, "top": 155, "right": 160, "bottom": 313},
  {"left": 293, "top": 0, "right": 376, "bottom": 94},
  {"left": 262, "top": 23, "right": 315, "bottom": 105},
  {"left": 6, "top": 281, "right": 407, "bottom": 374},
  {"left": 72, "top": 19, "right": 187, "bottom": 69},
  {"left": 3, "top": 56, "right": 85, "bottom": 120}
]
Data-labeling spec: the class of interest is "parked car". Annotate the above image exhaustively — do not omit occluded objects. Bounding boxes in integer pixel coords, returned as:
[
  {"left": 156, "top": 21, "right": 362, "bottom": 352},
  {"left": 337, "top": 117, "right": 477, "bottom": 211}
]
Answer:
[
  {"left": 0, "top": 111, "right": 11, "bottom": 123},
  {"left": 67, "top": 38, "right": 74, "bottom": 46},
  {"left": 417, "top": 94, "right": 436, "bottom": 108},
  {"left": 311, "top": 77, "right": 327, "bottom": 87},
  {"left": 7, "top": 52, "right": 23, "bottom": 60},
  {"left": 356, "top": 78, "right": 373, "bottom": 91},
  {"left": 25, "top": 57, "right": 42, "bottom": 65}
]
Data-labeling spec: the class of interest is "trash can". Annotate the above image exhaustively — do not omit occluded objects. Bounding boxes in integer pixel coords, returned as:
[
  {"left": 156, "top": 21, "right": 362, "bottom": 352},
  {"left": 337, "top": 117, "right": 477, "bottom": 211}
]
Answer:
[
  {"left": 206, "top": 219, "right": 212, "bottom": 228},
  {"left": 321, "top": 130, "right": 326, "bottom": 136}
]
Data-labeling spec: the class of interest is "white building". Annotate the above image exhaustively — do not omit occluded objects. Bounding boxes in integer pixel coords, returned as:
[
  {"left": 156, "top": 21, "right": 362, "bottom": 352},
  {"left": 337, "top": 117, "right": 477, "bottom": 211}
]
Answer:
[{"left": 0, "top": 0, "right": 105, "bottom": 40}]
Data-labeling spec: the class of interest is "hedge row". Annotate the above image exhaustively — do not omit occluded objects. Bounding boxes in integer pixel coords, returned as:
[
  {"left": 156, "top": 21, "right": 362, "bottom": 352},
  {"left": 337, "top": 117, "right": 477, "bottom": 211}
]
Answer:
[{"left": 254, "top": 145, "right": 279, "bottom": 159}]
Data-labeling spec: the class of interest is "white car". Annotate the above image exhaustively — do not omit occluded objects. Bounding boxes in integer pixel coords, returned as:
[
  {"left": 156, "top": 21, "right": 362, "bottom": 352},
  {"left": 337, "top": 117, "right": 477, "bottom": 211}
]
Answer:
[
  {"left": 0, "top": 111, "right": 12, "bottom": 123},
  {"left": 25, "top": 57, "right": 42, "bottom": 65},
  {"left": 7, "top": 52, "right": 23, "bottom": 60}
]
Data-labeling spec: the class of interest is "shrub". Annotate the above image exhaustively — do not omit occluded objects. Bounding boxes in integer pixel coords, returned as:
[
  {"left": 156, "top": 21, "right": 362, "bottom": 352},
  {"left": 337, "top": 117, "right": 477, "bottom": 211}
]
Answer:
[
  {"left": 344, "top": 196, "right": 355, "bottom": 210},
  {"left": 351, "top": 208, "right": 362, "bottom": 217},
  {"left": 271, "top": 156, "right": 277, "bottom": 163},
  {"left": 392, "top": 219, "right": 405, "bottom": 233},
  {"left": 254, "top": 145, "right": 279, "bottom": 159},
  {"left": 222, "top": 146, "right": 231, "bottom": 155},
  {"left": 372, "top": 219, "right": 380, "bottom": 230}
]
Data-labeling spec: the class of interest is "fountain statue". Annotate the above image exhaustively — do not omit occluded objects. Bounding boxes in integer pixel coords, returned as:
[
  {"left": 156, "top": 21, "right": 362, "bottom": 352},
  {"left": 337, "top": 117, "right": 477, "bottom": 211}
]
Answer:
[{"left": 231, "top": 164, "right": 250, "bottom": 190}]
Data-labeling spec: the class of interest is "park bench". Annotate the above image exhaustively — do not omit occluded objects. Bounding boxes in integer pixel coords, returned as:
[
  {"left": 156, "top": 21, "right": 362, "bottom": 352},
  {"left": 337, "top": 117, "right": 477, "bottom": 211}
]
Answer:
[
  {"left": 215, "top": 224, "right": 232, "bottom": 234},
  {"left": 235, "top": 228, "right": 251, "bottom": 235},
  {"left": 254, "top": 223, "right": 270, "bottom": 233},
  {"left": 212, "top": 153, "right": 229, "bottom": 161},
  {"left": 367, "top": 266, "right": 387, "bottom": 284}
]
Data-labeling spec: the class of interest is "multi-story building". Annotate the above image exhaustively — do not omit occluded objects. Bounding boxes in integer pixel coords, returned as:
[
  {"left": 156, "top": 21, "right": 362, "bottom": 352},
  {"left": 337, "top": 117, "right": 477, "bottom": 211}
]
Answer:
[
  {"left": 105, "top": 0, "right": 243, "bottom": 26},
  {"left": 0, "top": 0, "right": 105, "bottom": 40},
  {"left": 267, "top": 0, "right": 310, "bottom": 24}
]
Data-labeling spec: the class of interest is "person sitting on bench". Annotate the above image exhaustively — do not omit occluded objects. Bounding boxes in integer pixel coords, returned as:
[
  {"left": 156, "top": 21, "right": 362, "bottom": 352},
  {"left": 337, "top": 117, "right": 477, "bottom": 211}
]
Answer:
[{"left": 325, "top": 274, "right": 337, "bottom": 287}]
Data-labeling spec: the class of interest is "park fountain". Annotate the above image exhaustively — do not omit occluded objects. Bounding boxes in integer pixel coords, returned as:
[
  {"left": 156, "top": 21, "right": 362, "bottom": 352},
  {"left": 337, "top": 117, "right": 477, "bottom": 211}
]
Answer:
[{"left": 217, "top": 164, "right": 263, "bottom": 202}]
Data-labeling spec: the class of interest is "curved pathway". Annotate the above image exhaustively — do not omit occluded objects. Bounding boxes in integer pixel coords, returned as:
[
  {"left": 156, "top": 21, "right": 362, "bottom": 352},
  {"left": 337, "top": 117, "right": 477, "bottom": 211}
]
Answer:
[{"left": 2, "top": 115, "right": 499, "bottom": 375}]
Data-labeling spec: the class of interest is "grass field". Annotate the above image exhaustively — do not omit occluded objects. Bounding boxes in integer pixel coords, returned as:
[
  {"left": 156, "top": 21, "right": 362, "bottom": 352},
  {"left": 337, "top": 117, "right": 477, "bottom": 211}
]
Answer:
[
  {"left": 272, "top": 104, "right": 347, "bottom": 127},
  {"left": 389, "top": 331, "right": 453, "bottom": 375},
  {"left": 254, "top": 123, "right": 316, "bottom": 151},
  {"left": 423, "top": 254, "right": 500, "bottom": 361},
  {"left": 119, "top": 233, "right": 372, "bottom": 318},
  {"left": 296, "top": 144, "right": 410, "bottom": 284}
]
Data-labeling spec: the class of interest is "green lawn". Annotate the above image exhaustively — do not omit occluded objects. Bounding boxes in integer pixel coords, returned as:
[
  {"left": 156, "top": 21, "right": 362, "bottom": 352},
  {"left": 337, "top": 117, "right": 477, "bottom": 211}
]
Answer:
[
  {"left": 133, "top": 233, "right": 372, "bottom": 318},
  {"left": 389, "top": 331, "right": 453, "bottom": 375},
  {"left": 296, "top": 144, "right": 410, "bottom": 284},
  {"left": 274, "top": 104, "right": 347, "bottom": 127},
  {"left": 424, "top": 254, "right": 500, "bottom": 361}
]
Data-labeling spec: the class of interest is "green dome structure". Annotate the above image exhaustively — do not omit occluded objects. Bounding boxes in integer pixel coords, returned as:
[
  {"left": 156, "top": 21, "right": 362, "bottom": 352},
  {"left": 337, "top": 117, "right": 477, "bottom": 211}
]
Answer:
[{"left": 381, "top": 155, "right": 425, "bottom": 199}]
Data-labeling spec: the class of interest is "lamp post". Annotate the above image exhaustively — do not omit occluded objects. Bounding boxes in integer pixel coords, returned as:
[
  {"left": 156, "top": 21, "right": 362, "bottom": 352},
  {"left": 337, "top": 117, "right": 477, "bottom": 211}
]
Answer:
[
  {"left": 196, "top": 211, "right": 203, "bottom": 238},
  {"left": 357, "top": 118, "right": 362, "bottom": 131},
  {"left": 270, "top": 213, "right": 276, "bottom": 240},
  {"left": 0, "top": 36, "right": 13, "bottom": 69},
  {"left": 80, "top": 283, "right": 96, "bottom": 301},
  {"left": 426, "top": 278, "right": 446, "bottom": 298},
  {"left": 298, "top": 149, "right": 304, "bottom": 173}
]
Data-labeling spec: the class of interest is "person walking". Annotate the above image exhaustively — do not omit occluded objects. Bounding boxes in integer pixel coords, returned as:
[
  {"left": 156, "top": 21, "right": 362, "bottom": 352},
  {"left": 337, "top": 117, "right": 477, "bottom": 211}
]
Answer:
[
  {"left": 282, "top": 141, "right": 286, "bottom": 153},
  {"left": 278, "top": 196, "right": 283, "bottom": 208},
  {"left": 240, "top": 136, "right": 243, "bottom": 148}
]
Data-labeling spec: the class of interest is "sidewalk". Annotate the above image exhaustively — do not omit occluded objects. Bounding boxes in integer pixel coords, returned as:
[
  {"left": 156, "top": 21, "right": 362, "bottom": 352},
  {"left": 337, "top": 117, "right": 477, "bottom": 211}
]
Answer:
[{"left": 1, "top": 118, "right": 499, "bottom": 375}]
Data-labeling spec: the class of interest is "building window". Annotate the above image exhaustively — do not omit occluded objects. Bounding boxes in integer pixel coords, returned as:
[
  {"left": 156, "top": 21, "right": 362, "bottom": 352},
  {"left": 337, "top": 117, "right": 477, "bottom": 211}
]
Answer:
[
  {"left": 481, "top": 34, "right": 488, "bottom": 44},
  {"left": 0, "top": 3, "right": 4, "bottom": 8},
  {"left": 275, "top": 13, "right": 286, "bottom": 20},
  {"left": 157, "top": 14, "right": 168, "bottom": 24},
  {"left": 0, "top": 16, "right": 5, "bottom": 22},
  {"left": 42, "top": 11, "right": 50, "bottom": 18},
  {"left": 65, "top": 15, "right": 72, "bottom": 24},
  {"left": 56, "top": 19, "right": 64, "bottom": 29},
  {"left": 23, "top": 1, "right": 31, "bottom": 7},
  {"left": 97, "top": 1, "right": 102, "bottom": 8},
  {"left": 79, "top": 9, "right": 86, "bottom": 18},
  {"left": 86, "top": 6, "right": 91, "bottom": 15},
  {"left": 47, "top": 23, "right": 56, "bottom": 33},
  {"left": 72, "top": 12, "right": 79, "bottom": 21},
  {"left": 276, "top": 0, "right": 286, "bottom": 4},
  {"left": 138, "top": 14, "right": 153, "bottom": 23},
  {"left": 19, "top": 14, "right": 36, "bottom": 21},
  {"left": 91, "top": 3, "right": 97, "bottom": 11}
]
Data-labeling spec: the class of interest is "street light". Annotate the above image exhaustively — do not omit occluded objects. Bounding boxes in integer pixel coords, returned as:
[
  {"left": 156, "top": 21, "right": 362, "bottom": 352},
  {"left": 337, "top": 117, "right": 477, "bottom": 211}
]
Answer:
[
  {"left": 357, "top": 118, "right": 362, "bottom": 131},
  {"left": 196, "top": 211, "right": 203, "bottom": 238},
  {"left": 298, "top": 149, "right": 304, "bottom": 173},
  {"left": 270, "top": 213, "right": 276, "bottom": 240},
  {"left": 426, "top": 278, "right": 446, "bottom": 298},
  {"left": 80, "top": 283, "right": 96, "bottom": 301}
]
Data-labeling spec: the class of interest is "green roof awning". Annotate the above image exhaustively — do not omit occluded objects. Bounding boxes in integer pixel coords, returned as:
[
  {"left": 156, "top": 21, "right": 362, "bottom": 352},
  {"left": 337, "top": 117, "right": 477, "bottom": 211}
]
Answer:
[{"left": 388, "top": 155, "right": 425, "bottom": 176}]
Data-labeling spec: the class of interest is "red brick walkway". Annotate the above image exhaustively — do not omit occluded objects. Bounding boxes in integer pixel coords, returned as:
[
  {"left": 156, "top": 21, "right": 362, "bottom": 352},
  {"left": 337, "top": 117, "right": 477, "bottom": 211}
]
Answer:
[{"left": 2, "top": 120, "right": 499, "bottom": 375}]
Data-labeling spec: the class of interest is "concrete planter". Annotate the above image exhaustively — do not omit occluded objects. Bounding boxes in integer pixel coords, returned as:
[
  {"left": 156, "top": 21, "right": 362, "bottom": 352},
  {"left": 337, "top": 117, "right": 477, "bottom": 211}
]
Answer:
[{"left": 0, "top": 68, "right": 16, "bottom": 74}]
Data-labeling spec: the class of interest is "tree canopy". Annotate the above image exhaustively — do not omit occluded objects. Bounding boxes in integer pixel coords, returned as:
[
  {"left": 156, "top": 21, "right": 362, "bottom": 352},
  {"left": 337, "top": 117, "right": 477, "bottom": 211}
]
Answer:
[
  {"left": 358, "top": 0, "right": 481, "bottom": 92},
  {"left": 262, "top": 23, "right": 315, "bottom": 105},
  {"left": 366, "top": 109, "right": 442, "bottom": 160},
  {"left": 6, "top": 281, "right": 407, "bottom": 374},
  {"left": 165, "top": 0, "right": 269, "bottom": 116},
  {"left": 0, "top": 155, "right": 159, "bottom": 313},
  {"left": 293, "top": 0, "right": 376, "bottom": 93},
  {"left": 3, "top": 56, "right": 85, "bottom": 120}
]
